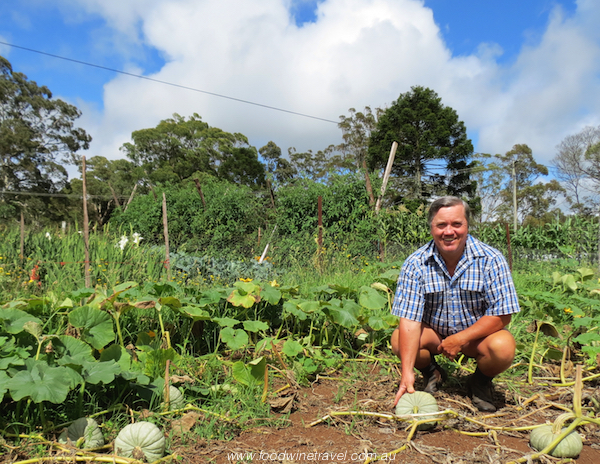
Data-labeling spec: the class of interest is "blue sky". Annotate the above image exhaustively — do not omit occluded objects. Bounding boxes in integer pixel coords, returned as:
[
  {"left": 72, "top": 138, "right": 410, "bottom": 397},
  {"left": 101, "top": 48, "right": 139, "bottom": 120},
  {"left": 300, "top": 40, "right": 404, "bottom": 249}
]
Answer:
[{"left": 0, "top": 0, "right": 597, "bottom": 174}]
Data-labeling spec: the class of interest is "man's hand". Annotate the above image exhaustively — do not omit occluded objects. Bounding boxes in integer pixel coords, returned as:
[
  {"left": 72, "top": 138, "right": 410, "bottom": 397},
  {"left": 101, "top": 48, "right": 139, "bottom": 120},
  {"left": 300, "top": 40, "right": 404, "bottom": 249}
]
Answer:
[
  {"left": 393, "top": 370, "right": 415, "bottom": 406},
  {"left": 438, "top": 333, "right": 464, "bottom": 360}
]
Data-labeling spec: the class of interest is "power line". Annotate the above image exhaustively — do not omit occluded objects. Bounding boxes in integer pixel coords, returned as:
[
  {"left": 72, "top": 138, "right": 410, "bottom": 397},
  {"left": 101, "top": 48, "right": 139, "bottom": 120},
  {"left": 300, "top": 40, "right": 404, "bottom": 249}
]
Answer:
[
  {"left": 0, "top": 40, "right": 339, "bottom": 125},
  {"left": 0, "top": 190, "right": 127, "bottom": 200}
]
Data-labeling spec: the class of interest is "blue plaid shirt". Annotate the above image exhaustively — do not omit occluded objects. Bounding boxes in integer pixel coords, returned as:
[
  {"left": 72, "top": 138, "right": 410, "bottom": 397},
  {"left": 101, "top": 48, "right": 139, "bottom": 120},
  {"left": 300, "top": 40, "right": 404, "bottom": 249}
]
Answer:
[{"left": 391, "top": 235, "right": 520, "bottom": 337}]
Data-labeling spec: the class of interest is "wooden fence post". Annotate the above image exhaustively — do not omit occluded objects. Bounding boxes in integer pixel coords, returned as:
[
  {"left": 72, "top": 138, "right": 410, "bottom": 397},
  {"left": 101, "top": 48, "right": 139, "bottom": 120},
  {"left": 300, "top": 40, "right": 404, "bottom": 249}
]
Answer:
[
  {"left": 162, "top": 193, "right": 171, "bottom": 280},
  {"left": 20, "top": 210, "right": 24, "bottom": 262},
  {"left": 82, "top": 156, "right": 91, "bottom": 287},
  {"left": 317, "top": 195, "right": 323, "bottom": 270},
  {"left": 375, "top": 141, "right": 398, "bottom": 214},
  {"left": 193, "top": 178, "right": 207, "bottom": 211},
  {"left": 505, "top": 222, "right": 513, "bottom": 272}
]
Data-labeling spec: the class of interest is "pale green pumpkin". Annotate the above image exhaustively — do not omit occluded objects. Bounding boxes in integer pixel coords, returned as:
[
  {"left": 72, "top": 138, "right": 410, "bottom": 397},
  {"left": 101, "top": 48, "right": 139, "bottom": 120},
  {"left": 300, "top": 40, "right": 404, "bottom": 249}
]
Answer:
[
  {"left": 162, "top": 385, "right": 185, "bottom": 411},
  {"left": 58, "top": 417, "right": 104, "bottom": 449},
  {"left": 114, "top": 422, "right": 165, "bottom": 462},
  {"left": 395, "top": 391, "right": 439, "bottom": 431},
  {"left": 529, "top": 424, "right": 583, "bottom": 458}
]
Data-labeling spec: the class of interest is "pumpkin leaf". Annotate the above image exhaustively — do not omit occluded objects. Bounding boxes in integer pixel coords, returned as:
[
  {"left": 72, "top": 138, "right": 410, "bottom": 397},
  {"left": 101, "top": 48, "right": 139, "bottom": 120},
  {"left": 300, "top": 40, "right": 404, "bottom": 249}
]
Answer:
[
  {"left": 7, "top": 359, "right": 73, "bottom": 403},
  {"left": 68, "top": 306, "right": 115, "bottom": 350},
  {"left": 220, "top": 327, "right": 248, "bottom": 351}
]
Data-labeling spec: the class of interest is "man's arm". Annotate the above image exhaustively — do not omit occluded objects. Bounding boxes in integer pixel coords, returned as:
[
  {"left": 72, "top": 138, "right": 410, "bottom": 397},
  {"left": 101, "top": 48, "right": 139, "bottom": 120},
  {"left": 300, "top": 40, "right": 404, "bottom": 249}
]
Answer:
[
  {"left": 392, "top": 317, "right": 422, "bottom": 405},
  {"left": 438, "top": 314, "right": 511, "bottom": 360}
]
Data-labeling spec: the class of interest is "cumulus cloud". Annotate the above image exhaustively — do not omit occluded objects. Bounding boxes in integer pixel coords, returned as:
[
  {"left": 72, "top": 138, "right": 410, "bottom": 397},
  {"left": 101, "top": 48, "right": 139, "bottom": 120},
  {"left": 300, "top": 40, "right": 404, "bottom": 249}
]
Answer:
[{"left": 61, "top": 0, "right": 600, "bottom": 166}]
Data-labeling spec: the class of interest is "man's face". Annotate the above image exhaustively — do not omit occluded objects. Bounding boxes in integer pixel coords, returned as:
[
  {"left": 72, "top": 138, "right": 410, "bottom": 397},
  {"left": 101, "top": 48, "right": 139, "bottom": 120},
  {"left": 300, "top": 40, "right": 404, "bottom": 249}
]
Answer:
[{"left": 430, "top": 204, "right": 468, "bottom": 260}]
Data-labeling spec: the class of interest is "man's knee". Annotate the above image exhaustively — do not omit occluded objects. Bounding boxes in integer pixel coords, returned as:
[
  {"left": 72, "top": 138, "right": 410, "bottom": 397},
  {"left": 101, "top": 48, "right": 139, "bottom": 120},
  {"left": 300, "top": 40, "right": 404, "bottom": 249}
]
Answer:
[{"left": 479, "top": 330, "right": 516, "bottom": 367}]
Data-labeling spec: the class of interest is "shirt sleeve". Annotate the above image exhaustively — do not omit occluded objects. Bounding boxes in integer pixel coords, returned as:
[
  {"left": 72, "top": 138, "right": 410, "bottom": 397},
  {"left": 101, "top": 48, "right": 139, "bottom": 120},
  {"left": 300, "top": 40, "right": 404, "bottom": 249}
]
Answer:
[
  {"left": 391, "top": 258, "right": 425, "bottom": 321},
  {"left": 483, "top": 253, "right": 520, "bottom": 316}
]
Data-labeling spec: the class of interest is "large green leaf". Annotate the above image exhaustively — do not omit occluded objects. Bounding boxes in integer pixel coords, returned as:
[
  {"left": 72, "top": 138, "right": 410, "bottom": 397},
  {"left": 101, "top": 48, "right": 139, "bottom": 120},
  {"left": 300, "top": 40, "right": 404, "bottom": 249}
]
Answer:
[
  {"left": 261, "top": 284, "right": 281, "bottom": 305},
  {"left": 99, "top": 344, "right": 149, "bottom": 384},
  {"left": 378, "top": 269, "right": 400, "bottom": 286},
  {"left": 79, "top": 359, "right": 121, "bottom": 385},
  {"left": 68, "top": 306, "right": 115, "bottom": 350},
  {"left": 196, "top": 289, "right": 225, "bottom": 307},
  {"left": 213, "top": 317, "right": 239, "bottom": 328},
  {"left": 243, "top": 320, "right": 269, "bottom": 333},
  {"left": 359, "top": 286, "right": 388, "bottom": 310},
  {"left": 282, "top": 340, "right": 303, "bottom": 358},
  {"left": 7, "top": 359, "right": 73, "bottom": 403},
  {"left": 232, "top": 357, "right": 266, "bottom": 386},
  {"left": 0, "top": 370, "right": 9, "bottom": 399},
  {"left": 227, "top": 289, "right": 258, "bottom": 308},
  {"left": 0, "top": 308, "right": 42, "bottom": 334},
  {"left": 323, "top": 299, "right": 360, "bottom": 329},
  {"left": 54, "top": 335, "right": 95, "bottom": 365},
  {"left": 0, "top": 336, "right": 30, "bottom": 369},
  {"left": 220, "top": 327, "right": 249, "bottom": 351},
  {"left": 179, "top": 305, "right": 212, "bottom": 321},
  {"left": 282, "top": 301, "right": 308, "bottom": 321},
  {"left": 159, "top": 296, "right": 182, "bottom": 309}
]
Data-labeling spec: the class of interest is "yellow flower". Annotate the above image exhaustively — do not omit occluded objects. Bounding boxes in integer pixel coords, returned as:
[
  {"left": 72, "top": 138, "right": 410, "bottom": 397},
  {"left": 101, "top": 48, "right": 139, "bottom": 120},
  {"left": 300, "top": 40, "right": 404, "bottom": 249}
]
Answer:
[
  {"left": 239, "top": 277, "right": 253, "bottom": 282},
  {"left": 269, "top": 279, "right": 280, "bottom": 287},
  {"left": 148, "top": 330, "right": 156, "bottom": 338},
  {"left": 564, "top": 308, "right": 573, "bottom": 314}
]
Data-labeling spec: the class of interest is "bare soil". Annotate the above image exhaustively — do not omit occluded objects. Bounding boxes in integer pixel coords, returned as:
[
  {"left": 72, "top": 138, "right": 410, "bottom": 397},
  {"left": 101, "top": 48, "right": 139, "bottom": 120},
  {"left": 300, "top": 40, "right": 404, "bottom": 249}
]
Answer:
[
  {"left": 3, "top": 362, "right": 600, "bottom": 464},
  {"left": 171, "top": 363, "right": 600, "bottom": 464}
]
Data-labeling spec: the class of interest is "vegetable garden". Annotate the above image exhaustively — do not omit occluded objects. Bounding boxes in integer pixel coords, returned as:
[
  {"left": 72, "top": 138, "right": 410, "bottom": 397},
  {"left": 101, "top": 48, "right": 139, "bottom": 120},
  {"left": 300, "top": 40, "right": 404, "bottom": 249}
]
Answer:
[{"left": 1, "top": 208, "right": 600, "bottom": 463}]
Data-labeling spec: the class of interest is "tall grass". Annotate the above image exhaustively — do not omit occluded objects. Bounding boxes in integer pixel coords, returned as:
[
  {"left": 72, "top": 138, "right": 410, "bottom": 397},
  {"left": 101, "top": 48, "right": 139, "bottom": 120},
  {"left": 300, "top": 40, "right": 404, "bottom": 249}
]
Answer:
[{"left": 0, "top": 224, "right": 167, "bottom": 299}]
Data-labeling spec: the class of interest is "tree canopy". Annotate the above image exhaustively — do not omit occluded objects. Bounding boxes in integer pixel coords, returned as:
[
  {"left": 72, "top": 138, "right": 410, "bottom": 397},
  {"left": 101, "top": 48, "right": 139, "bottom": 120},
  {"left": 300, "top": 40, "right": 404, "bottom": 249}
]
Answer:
[
  {"left": 368, "top": 86, "right": 476, "bottom": 208},
  {"left": 0, "top": 55, "right": 91, "bottom": 222},
  {"left": 121, "top": 113, "right": 266, "bottom": 188}
]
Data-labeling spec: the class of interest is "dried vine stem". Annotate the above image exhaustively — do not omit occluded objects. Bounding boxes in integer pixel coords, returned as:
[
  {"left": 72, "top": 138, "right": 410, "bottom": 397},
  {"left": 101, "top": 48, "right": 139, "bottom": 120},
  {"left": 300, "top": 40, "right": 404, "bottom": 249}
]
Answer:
[
  {"left": 506, "top": 365, "right": 599, "bottom": 464},
  {"left": 307, "top": 408, "right": 537, "bottom": 433}
]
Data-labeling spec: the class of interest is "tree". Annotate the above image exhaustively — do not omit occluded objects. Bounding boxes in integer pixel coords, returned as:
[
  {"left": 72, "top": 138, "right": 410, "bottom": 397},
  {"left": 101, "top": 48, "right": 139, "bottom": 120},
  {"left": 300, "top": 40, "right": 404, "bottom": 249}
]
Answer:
[
  {"left": 494, "top": 144, "right": 564, "bottom": 225},
  {"left": 70, "top": 156, "right": 139, "bottom": 225},
  {"left": 259, "top": 141, "right": 296, "bottom": 186},
  {"left": 368, "top": 86, "right": 476, "bottom": 207},
  {"left": 0, "top": 55, "right": 91, "bottom": 222},
  {"left": 287, "top": 146, "right": 334, "bottom": 181},
  {"left": 336, "top": 107, "right": 384, "bottom": 205},
  {"left": 552, "top": 126, "right": 600, "bottom": 215},
  {"left": 121, "top": 113, "right": 266, "bottom": 188}
]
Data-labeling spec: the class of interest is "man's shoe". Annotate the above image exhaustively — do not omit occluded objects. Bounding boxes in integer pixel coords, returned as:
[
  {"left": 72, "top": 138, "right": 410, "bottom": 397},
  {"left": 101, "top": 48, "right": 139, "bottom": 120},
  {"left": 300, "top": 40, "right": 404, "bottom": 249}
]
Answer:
[
  {"left": 466, "top": 370, "right": 497, "bottom": 412},
  {"left": 419, "top": 361, "right": 447, "bottom": 393}
]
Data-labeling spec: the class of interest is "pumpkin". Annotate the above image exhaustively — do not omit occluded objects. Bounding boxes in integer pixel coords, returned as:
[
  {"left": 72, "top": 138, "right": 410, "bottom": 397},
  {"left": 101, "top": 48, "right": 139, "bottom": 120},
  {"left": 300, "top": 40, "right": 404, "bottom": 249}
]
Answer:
[
  {"left": 395, "top": 391, "right": 439, "bottom": 431},
  {"left": 114, "top": 422, "right": 165, "bottom": 462},
  {"left": 529, "top": 424, "right": 583, "bottom": 458},
  {"left": 163, "top": 385, "right": 185, "bottom": 411},
  {"left": 58, "top": 417, "right": 104, "bottom": 449}
]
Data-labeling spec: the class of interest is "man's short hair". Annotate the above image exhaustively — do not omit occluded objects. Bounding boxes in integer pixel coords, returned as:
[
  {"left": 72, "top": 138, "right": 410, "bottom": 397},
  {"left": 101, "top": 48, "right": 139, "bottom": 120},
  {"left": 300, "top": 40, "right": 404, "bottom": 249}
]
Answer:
[{"left": 427, "top": 196, "right": 471, "bottom": 228}]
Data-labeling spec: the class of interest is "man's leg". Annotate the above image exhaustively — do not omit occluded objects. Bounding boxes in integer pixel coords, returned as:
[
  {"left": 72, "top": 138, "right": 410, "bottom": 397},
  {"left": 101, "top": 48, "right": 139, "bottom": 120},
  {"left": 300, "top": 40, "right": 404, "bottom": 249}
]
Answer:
[
  {"left": 461, "top": 329, "right": 516, "bottom": 411},
  {"left": 391, "top": 325, "right": 446, "bottom": 392}
]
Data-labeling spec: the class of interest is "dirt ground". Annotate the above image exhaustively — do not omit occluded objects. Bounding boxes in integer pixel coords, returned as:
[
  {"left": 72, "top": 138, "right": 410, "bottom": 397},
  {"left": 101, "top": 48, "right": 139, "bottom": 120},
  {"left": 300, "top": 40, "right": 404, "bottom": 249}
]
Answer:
[
  {"left": 2, "top": 363, "right": 600, "bottom": 464},
  {"left": 170, "top": 364, "right": 600, "bottom": 464}
]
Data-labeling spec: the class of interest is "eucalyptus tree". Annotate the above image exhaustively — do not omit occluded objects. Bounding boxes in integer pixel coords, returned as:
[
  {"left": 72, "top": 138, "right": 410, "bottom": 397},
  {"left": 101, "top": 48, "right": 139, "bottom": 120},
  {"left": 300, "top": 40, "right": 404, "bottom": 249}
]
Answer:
[
  {"left": 336, "top": 107, "right": 384, "bottom": 205},
  {"left": 552, "top": 125, "right": 600, "bottom": 215},
  {"left": 367, "top": 86, "right": 477, "bottom": 208},
  {"left": 0, "top": 55, "right": 91, "bottom": 223},
  {"left": 121, "top": 113, "right": 266, "bottom": 189},
  {"left": 493, "top": 144, "right": 564, "bottom": 226},
  {"left": 258, "top": 141, "right": 296, "bottom": 186}
]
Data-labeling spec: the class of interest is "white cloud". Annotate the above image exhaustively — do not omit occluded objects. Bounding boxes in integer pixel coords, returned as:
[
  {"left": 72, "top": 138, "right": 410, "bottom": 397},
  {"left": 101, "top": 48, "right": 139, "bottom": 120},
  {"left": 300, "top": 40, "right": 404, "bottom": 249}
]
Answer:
[{"left": 60, "top": 0, "right": 600, "bottom": 170}]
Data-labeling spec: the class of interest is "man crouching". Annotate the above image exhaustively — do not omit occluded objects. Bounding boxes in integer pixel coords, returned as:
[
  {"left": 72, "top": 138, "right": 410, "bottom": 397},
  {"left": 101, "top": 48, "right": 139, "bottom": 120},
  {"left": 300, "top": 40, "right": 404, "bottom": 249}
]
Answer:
[{"left": 391, "top": 196, "right": 520, "bottom": 412}]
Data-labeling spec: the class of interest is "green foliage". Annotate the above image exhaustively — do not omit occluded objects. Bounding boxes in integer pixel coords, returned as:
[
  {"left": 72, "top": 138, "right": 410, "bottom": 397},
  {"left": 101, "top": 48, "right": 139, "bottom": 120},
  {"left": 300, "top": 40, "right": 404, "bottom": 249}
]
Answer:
[
  {"left": 111, "top": 178, "right": 265, "bottom": 256},
  {"left": 0, "top": 55, "right": 91, "bottom": 224},
  {"left": 121, "top": 113, "right": 265, "bottom": 188}
]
